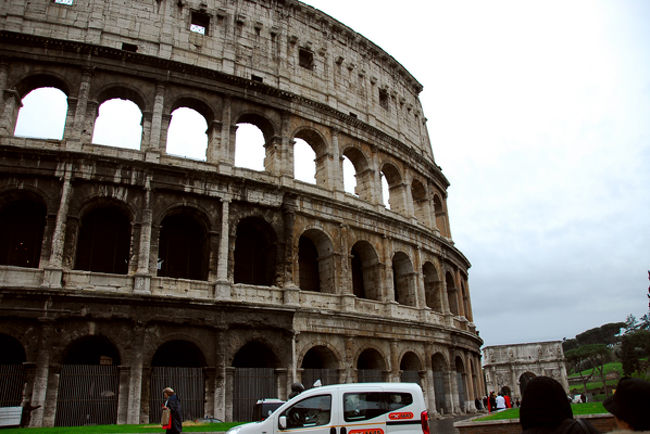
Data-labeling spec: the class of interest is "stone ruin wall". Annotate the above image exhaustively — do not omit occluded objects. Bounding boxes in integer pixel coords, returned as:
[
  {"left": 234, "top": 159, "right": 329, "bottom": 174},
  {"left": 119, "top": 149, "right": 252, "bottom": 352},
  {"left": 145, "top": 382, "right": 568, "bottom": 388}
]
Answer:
[{"left": 0, "top": 0, "right": 483, "bottom": 426}]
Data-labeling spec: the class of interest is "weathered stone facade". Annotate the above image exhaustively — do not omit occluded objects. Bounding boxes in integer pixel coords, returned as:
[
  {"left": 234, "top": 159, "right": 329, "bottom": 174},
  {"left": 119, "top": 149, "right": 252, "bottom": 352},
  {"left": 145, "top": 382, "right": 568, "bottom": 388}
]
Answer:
[
  {"left": 483, "top": 342, "right": 568, "bottom": 401},
  {"left": 0, "top": 0, "right": 482, "bottom": 427}
]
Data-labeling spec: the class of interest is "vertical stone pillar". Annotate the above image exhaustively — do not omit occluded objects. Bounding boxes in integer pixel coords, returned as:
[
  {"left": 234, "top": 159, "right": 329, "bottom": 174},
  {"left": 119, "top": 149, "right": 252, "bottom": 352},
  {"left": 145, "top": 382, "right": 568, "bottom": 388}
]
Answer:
[
  {"left": 134, "top": 175, "right": 152, "bottom": 294},
  {"left": 27, "top": 323, "right": 52, "bottom": 427},
  {"left": 126, "top": 334, "right": 144, "bottom": 424},
  {"left": 330, "top": 128, "right": 343, "bottom": 192},
  {"left": 455, "top": 270, "right": 465, "bottom": 318},
  {"left": 389, "top": 340, "right": 400, "bottom": 382},
  {"left": 225, "top": 367, "right": 235, "bottom": 422},
  {"left": 206, "top": 119, "right": 223, "bottom": 164},
  {"left": 215, "top": 198, "right": 231, "bottom": 299},
  {"left": 147, "top": 82, "right": 166, "bottom": 154},
  {"left": 42, "top": 163, "right": 73, "bottom": 289},
  {"left": 214, "top": 331, "right": 226, "bottom": 421},
  {"left": 67, "top": 68, "right": 93, "bottom": 146},
  {"left": 117, "top": 366, "right": 131, "bottom": 424},
  {"left": 370, "top": 147, "right": 382, "bottom": 205},
  {"left": 81, "top": 100, "right": 98, "bottom": 145},
  {"left": 219, "top": 97, "right": 234, "bottom": 168},
  {"left": 41, "top": 363, "right": 61, "bottom": 427},
  {"left": 203, "top": 367, "right": 217, "bottom": 420},
  {"left": 0, "top": 88, "right": 21, "bottom": 137}
]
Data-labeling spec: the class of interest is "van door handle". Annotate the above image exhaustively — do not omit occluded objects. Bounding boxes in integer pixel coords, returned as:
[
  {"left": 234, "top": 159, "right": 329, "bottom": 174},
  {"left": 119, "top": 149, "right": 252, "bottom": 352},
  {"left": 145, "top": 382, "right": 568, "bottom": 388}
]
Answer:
[
  {"left": 329, "top": 428, "right": 335, "bottom": 434},
  {"left": 340, "top": 428, "right": 346, "bottom": 434}
]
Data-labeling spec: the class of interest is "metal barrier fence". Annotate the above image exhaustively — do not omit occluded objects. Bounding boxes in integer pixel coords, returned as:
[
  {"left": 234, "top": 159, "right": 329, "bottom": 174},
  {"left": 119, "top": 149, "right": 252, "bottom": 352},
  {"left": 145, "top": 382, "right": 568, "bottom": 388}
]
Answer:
[
  {"left": 233, "top": 368, "right": 275, "bottom": 422},
  {"left": 0, "top": 364, "right": 24, "bottom": 407},
  {"left": 301, "top": 368, "right": 338, "bottom": 389},
  {"left": 55, "top": 364, "right": 119, "bottom": 427},
  {"left": 149, "top": 367, "right": 204, "bottom": 423}
]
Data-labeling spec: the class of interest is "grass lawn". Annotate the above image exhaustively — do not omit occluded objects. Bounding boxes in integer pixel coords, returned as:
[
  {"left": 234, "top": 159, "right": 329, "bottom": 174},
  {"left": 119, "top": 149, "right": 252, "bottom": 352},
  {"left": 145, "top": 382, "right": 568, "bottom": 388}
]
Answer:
[
  {"left": 0, "top": 421, "right": 244, "bottom": 434},
  {"left": 476, "top": 402, "right": 607, "bottom": 422}
]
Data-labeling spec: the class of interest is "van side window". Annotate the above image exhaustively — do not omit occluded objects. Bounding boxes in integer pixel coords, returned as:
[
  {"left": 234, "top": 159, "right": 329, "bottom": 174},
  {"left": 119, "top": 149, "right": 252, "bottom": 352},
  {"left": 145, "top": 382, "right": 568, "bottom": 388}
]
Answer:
[
  {"left": 344, "top": 392, "right": 413, "bottom": 422},
  {"left": 281, "top": 394, "right": 331, "bottom": 429}
]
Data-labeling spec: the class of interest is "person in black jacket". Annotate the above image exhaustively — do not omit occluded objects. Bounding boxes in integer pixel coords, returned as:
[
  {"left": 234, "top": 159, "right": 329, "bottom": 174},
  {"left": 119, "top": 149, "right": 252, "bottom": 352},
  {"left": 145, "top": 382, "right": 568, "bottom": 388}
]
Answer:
[{"left": 163, "top": 387, "right": 183, "bottom": 434}]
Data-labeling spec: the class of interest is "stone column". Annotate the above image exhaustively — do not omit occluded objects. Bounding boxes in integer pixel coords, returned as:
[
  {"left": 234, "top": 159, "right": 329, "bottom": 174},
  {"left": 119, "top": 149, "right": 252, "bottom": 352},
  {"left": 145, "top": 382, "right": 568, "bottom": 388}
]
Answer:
[
  {"left": 42, "top": 163, "right": 73, "bottom": 289},
  {"left": 330, "top": 128, "right": 344, "bottom": 193},
  {"left": 117, "top": 365, "right": 131, "bottom": 424},
  {"left": 389, "top": 340, "right": 400, "bottom": 382},
  {"left": 0, "top": 88, "right": 21, "bottom": 137},
  {"left": 27, "top": 323, "right": 52, "bottom": 427},
  {"left": 414, "top": 247, "right": 426, "bottom": 309},
  {"left": 134, "top": 175, "right": 153, "bottom": 294},
  {"left": 206, "top": 119, "right": 223, "bottom": 164},
  {"left": 66, "top": 68, "right": 93, "bottom": 147},
  {"left": 82, "top": 100, "right": 98, "bottom": 145},
  {"left": 147, "top": 82, "right": 166, "bottom": 154},
  {"left": 215, "top": 198, "right": 231, "bottom": 299}
]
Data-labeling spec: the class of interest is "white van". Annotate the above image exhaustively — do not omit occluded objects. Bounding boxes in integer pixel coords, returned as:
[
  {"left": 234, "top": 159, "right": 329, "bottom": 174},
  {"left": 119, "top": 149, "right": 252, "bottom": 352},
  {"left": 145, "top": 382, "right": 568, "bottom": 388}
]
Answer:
[{"left": 227, "top": 382, "right": 430, "bottom": 434}]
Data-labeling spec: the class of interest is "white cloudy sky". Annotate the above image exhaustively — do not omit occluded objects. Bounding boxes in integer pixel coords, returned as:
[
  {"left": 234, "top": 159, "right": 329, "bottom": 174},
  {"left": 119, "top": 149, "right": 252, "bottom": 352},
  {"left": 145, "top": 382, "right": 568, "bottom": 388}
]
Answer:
[
  {"left": 301, "top": 0, "right": 650, "bottom": 347},
  {"left": 14, "top": 1, "right": 649, "bottom": 349}
]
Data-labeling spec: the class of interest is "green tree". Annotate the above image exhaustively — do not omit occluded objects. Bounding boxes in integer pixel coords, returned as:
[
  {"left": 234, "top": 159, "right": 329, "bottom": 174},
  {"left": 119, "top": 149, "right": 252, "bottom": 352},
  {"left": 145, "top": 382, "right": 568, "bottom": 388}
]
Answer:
[
  {"left": 565, "top": 344, "right": 612, "bottom": 396},
  {"left": 621, "top": 329, "right": 650, "bottom": 376}
]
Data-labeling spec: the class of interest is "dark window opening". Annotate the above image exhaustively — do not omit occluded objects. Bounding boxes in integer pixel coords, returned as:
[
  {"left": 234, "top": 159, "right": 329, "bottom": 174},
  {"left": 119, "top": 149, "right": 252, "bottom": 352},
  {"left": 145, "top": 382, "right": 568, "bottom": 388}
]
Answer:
[
  {"left": 63, "top": 336, "right": 120, "bottom": 365},
  {"left": 251, "top": 74, "right": 264, "bottom": 83},
  {"left": 0, "top": 199, "right": 45, "bottom": 268},
  {"left": 379, "top": 89, "right": 389, "bottom": 110},
  {"left": 158, "top": 213, "right": 208, "bottom": 281},
  {"left": 349, "top": 112, "right": 357, "bottom": 118},
  {"left": 191, "top": 11, "right": 210, "bottom": 35},
  {"left": 234, "top": 217, "right": 276, "bottom": 286},
  {"left": 121, "top": 42, "right": 138, "bottom": 52},
  {"left": 350, "top": 247, "right": 365, "bottom": 298},
  {"left": 75, "top": 206, "right": 130, "bottom": 274},
  {"left": 299, "top": 48, "right": 314, "bottom": 70},
  {"left": 152, "top": 340, "right": 206, "bottom": 367},
  {"left": 298, "top": 236, "right": 320, "bottom": 292},
  {"left": 233, "top": 342, "right": 278, "bottom": 368}
]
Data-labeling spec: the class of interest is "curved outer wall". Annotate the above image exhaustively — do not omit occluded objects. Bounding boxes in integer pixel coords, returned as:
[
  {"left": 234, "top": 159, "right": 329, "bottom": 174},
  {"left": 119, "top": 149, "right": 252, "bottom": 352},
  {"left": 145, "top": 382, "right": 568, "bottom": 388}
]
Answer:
[{"left": 0, "top": 0, "right": 483, "bottom": 427}]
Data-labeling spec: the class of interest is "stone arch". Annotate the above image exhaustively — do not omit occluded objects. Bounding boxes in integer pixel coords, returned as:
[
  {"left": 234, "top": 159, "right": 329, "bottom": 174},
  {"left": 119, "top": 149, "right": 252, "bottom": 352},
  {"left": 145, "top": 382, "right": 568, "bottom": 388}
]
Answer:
[
  {"left": 392, "top": 251, "right": 416, "bottom": 307},
  {"left": 166, "top": 96, "right": 214, "bottom": 161},
  {"left": 300, "top": 344, "right": 340, "bottom": 386},
  {"left": 74, "top": 200, "right": 132, "bottom": 274},
  {"left": 341, "top": 146, "right": 373, "bottom": 201},
  {"left": 433, "top": 194, "right": 450, "bottom": 237},
  {"left": 460, "top": 281, "right": 470, "bottom": 320},
  {"left": 293, "top": 127, "right": 328, "bottom": 185},
  {"left": 62, "top": 335, "right": 121, "bottom": 365},
  {"left": 298, "top": 228, "right": 335, "bottom": 293},
  {"left": 152, "top": 340, "right": 207, "bottom": 367},
  {"left": 445, "top": 271, "right": 459, "bottom": 316},
  {"left": 423, "top": 261, "right": 443, "bottom": 312},
  {"left": 233, "top": 216, "right": 277, "bottom": 286},
  {"left": 411, "top": 178, "right": 429, "bottom": 225},
  {"left": 13, "top": 74, "right": 69, "bottom": 140},
  {"left": 455, "top": 356, "right": 468, "bottom": 410},
  {"left": 234, "top": 112, "right": 276, "bottom": 172},
  {"left": 0, "top": 190, "right": 47, "bottom": 268},
  {"left": 380, "top": 162, "right": 404, "bottom": 212},
  {"left": 157, "top": 206, "right": 211, "bottom": 281},
  {"left": 94, "top": 85, "right": 148, "bottom": 113},
  {"left": 400, "top": 351, "right": 422, "bottom": 384},
  {"left": 0, "top": 334, "right": 27, "bottom": 407},
  {"left": 350, "top": 240, "right": 381, "bottom": 301},
  {"left": 357, "top": 348, "right": 387, "bottom": 382},
  {"left": 432, "top": 352, "right": 449, "bottom": 414},
  {"left": 232, "top": 340, "right": 280, "bottom": 369}
]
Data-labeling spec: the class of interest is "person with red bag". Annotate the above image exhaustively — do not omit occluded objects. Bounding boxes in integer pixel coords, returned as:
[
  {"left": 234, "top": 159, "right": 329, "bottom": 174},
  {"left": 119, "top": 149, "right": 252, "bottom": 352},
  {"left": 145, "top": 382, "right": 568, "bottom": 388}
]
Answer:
[{"left": 162, "top": 387, "right": 183, "bottom": 434}]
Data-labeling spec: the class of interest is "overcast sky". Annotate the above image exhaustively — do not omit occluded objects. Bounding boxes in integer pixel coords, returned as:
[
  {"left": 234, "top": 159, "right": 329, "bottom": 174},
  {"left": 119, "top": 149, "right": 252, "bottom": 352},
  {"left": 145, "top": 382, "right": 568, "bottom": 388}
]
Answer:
[
  {"left": 300, "top": 0, "right": 650, "bottom": 347},
  {"left": 14, "top": 1, "right": 649, "bottom": 349}
]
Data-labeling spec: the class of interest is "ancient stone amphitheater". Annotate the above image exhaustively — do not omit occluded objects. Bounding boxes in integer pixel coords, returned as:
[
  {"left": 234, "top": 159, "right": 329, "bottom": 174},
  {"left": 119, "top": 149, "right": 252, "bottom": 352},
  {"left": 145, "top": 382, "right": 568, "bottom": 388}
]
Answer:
[{"left": 0, "top": 0, "right": 483, "bottom": 427}]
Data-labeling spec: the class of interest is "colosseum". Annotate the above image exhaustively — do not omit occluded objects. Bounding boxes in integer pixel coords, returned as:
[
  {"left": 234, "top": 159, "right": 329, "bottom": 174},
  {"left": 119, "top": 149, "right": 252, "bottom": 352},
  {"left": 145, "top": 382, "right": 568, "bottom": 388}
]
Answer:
[{"left": 0, "top": 0, "right": 483, "bottom": 427}]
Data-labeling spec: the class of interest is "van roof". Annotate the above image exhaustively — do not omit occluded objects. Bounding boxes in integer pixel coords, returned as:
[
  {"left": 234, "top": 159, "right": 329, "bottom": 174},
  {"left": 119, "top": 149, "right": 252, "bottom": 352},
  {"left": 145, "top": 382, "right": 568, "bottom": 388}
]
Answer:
[{"left": 300, "top": 382, "right": 423, "bottom": 394}]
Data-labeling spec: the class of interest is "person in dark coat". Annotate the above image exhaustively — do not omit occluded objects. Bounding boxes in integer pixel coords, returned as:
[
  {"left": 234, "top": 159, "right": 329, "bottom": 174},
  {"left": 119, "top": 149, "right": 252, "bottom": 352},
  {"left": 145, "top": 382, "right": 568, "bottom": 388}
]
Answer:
[
  {"left": 520, "top": 376, "right": 599, "bottom": 433},
  {"left": 163, "top": 387, "right": 183, "bottom": 434}
]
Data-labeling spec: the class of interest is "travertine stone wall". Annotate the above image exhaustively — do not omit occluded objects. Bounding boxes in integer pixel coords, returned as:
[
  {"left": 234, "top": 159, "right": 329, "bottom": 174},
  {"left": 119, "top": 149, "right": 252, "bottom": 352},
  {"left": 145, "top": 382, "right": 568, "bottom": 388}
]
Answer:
[{"left": 0, "top": 0, "right": 483, "bottom": 426}]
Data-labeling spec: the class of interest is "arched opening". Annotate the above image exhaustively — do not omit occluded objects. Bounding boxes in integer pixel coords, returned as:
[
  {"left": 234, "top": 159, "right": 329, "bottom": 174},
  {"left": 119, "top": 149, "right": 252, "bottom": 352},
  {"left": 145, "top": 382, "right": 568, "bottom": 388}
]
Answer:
[
  {"left": 74, "top": 205, "right": 131, "bottom": 274},
  {"left": 392, "top": 252, "right": 415, "bottom": 307},
  {"left": 298, "top": 229, "right": 335, "bottom": 294},
  {"left": 56, "top": 336, "right": 120, "bottom": 426},
  {"left": 342, "top": 155, "right": 356, "bottom": 194},
  {"left": 455, "top": 357, "right": 467, "bottom": 411},
  {"left": 434, "top": 195, "right": 449, "bottom": 237},
  {"left": 92, "top": 98, "right": 142, "bottom": 150},
  {"left": 235, "top": 122, "right": 266, "bottom": 171},
  {"left": 301, "top": 346, "right": 339, "bottom": 387},
  {"left": 232, "top": 341, "right": 280, "bottom": 421},
  {"left": 432, "top": 353, "right": 448, "bottom": 414},
  {"left": 293, "top": 138, "right": 316, "bottom": 184},
  {"left": 166, "top": 107, "right": 208, "bottom": 160},
  {"left": 411, "top": 179, "right": 428, "bottom": 225},
  {"left": 0, "top": 196, "right": 46, "bottom": 268},
  {"left": 460, "top": 282, "right": 469, "bottom": 319},
  {"left": 341, "top": 147, "right": 372, "bottom": 202},
  {"left": 14, "top": 87, "right": 67, "bottom": 140},
  {"left": 298, "top": 235, "right": 319, "bottom": 292},
  {"left": 423, "top": 262, "right": 442, "bottom": 312},
  {"left": 150, "top": 340, "right": 206, "bottom": 423},
  {"left": 400, "top": 352, "right": 422, "bottom": 385},
  {"left": 0, "top": 334, "right": 26, "bottom": 407},
  {"left": 357, "top": 349, "right": 386, "bottom": 383},
  {"left": 234, "top": 217, "right": 276, "bottom": 286},
  {"left": 446, "top": 272, "right": 459, "bottom": 316},
  {"left": 350, "top": 241, "right": 380, "bottom": 301},
  {"left": 158, "top": 211, "right": 209, "bottom": 281},
  {"left": 380, "top": 163, "right": 403, "bottom": 213}
]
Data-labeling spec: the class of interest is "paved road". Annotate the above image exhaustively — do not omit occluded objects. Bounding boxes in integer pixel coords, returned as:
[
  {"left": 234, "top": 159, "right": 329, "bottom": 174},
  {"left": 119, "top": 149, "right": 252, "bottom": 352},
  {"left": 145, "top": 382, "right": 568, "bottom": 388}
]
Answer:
[{"left": 429, "top": 414, "right": 476, "bottom": 434}]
